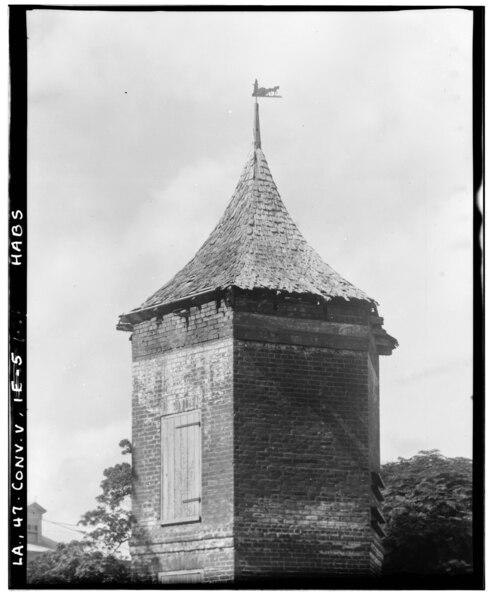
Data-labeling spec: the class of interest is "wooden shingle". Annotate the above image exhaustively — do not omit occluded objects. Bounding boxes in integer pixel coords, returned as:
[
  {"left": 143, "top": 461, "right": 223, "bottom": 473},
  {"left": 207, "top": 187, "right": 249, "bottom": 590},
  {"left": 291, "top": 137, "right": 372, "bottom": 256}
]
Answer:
[{"left": 123, "top": 147, "right": 373, "bottom": 320}]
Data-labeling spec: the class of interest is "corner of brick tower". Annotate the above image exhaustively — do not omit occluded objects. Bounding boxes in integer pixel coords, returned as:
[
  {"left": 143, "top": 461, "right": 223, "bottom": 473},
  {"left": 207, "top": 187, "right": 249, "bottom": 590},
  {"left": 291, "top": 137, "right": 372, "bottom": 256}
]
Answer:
[
  {"left": 231, "top": 290, "right": 388, "bottom": 582},
  {"left": 125, "top": 287, "right": 394, "bottom": 584}
]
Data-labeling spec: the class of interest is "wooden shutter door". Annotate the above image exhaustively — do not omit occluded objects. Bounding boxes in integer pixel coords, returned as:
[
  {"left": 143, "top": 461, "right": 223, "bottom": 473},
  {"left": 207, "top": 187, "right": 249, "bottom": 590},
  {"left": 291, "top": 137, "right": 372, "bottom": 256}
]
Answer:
[{"left": 161, "top": 410, "right": 201, "bottom": 524}]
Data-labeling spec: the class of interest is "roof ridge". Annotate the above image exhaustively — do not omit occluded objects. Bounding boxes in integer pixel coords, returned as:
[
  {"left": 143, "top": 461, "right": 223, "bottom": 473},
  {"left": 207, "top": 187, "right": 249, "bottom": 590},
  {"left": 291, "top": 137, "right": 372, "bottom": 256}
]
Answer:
[
  {"left": 220, "top": 151, "right": 259, "bottom": 279},
  {"left": 233, "top": 149, "right": 358, "bottom": 297},
  {"left": 234, "top": 148, "right": 297, "bottom": 287}
]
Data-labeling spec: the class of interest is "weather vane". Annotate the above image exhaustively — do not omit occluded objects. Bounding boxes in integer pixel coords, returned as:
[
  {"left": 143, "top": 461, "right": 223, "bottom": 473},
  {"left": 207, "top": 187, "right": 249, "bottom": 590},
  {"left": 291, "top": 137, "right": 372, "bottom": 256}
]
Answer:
[{"left": 252, "top": 79, "right": 282, "bottom": 99}]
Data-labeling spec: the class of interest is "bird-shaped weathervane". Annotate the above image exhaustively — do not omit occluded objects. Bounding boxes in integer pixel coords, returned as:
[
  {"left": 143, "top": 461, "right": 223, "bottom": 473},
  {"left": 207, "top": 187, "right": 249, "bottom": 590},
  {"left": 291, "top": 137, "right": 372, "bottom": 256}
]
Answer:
[{"left": 252, "top": 79, "right": 282, "bottom": 99}]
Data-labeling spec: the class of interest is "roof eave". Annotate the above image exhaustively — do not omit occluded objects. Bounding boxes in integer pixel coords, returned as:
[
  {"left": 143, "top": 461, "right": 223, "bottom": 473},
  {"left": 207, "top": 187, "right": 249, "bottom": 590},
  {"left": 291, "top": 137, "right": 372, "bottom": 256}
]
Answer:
[
  {"left": 116, "top": 285, "right": 376, "bottom": 332},
  {"left": 116, "top": 287, "right": 220, "bottom": 331}
]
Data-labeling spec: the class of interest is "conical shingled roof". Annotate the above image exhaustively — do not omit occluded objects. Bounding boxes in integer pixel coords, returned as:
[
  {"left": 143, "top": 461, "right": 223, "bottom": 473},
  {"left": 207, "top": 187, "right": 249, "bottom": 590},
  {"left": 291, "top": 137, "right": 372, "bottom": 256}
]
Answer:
[{"left": 128, "top": 143, "right": 373, "bottom": 316}]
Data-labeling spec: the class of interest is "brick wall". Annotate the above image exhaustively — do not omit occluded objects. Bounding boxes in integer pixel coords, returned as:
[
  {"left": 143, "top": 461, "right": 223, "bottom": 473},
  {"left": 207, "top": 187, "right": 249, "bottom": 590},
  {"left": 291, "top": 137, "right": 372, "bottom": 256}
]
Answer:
[
  {"left": 233, "top": 340, "right": 373, "bottom": 579},
  {"left": 368, "top": 346, "right": 385, "bottom": 572},
  {"left": 130, "top": 300, "right": 235, "bottom": 583},
  {"left": 129, "top": 291, "right": 384, "bottom": 583}
]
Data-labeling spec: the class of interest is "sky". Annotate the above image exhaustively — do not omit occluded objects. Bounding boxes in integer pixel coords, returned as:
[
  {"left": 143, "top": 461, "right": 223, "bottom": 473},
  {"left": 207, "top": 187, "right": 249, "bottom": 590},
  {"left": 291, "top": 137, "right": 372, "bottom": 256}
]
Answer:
[{"left": 26, "top": 7, "right": 474, "bottom": 542}]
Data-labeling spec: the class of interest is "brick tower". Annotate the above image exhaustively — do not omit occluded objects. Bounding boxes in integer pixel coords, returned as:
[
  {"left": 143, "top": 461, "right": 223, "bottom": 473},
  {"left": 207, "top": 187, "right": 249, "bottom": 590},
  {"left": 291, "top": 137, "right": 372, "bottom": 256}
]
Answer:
[{"left": 117, "top": 99, "right": 397, "bottom": 584}]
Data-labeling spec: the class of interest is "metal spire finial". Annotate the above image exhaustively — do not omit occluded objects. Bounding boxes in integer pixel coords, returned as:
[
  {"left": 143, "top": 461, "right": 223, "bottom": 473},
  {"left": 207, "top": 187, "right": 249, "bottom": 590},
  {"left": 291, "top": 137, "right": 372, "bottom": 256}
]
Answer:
[
  {"left": 254, "top": 100, "right": 261, "bottom": 149},
  {"left": 252, "top": 79, "right": 282, "bottom": 150}
]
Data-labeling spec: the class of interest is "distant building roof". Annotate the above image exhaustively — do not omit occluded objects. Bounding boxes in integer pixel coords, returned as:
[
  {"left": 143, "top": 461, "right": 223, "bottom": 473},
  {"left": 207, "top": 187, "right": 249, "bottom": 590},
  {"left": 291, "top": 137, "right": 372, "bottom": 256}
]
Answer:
[
  {"left": 28, "top": 502, "right": 47, "bottom": 514},
  {"left": 27, "top": 502, "right": 58, "bottom": 559},
  {"left": 118, "top": 105, "right": 373, "bottom": 329}
]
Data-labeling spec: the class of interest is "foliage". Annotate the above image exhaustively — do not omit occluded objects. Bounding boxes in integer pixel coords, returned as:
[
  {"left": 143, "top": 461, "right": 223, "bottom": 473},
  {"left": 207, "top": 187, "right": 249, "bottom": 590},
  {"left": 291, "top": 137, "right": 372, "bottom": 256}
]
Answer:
[
  {"left": 26, "top": 540, "right": 132, "bottom": 585},
  {"left": 27, "top": 439, "right": 133, "bottom": 586},
  {"left": 381, "top": 450, "right": 473, "bottom": 576},
  {"left": 78, "top": 439, "right": 133, "bottom": 554}
]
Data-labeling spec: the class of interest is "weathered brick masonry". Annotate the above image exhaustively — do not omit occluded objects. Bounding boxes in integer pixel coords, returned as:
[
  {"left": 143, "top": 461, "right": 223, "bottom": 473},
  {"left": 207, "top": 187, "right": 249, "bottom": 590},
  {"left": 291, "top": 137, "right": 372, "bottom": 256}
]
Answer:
[
  {"left": 232, "top": 294, "right": 381, "bottom": 579},
  {"left": 130, "top": 300, "right": 235, "bottom": 583},
  {"left": 127, "top": 292, "right": 389, "bottom": 582},
  {"left": 118, "top": 104, "right": 396, "bottom": 584}
]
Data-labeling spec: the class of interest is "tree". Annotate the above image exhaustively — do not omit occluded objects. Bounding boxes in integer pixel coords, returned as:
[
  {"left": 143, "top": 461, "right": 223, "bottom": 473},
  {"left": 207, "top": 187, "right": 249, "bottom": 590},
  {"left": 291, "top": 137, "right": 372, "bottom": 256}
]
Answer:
[
  {"left": 381, "top": 450, "right": 473, "bottom": 576},
  {"left": 26, "top": 540, "right": 132, "bottom": 585},
  {"left": 78, "top": 439, "right": 132, "bottom": 554},
  {"left": 27, "top": 439, "right": 133, "bottom": 586}
]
